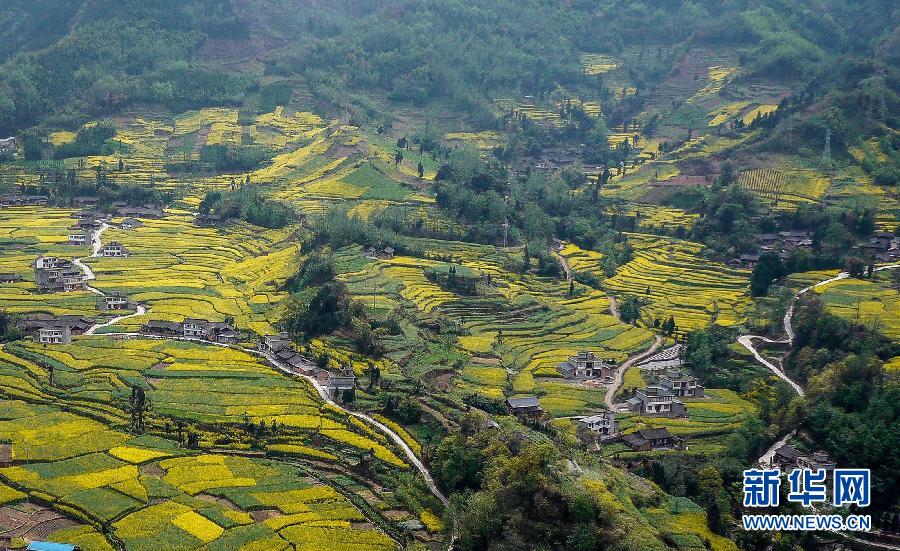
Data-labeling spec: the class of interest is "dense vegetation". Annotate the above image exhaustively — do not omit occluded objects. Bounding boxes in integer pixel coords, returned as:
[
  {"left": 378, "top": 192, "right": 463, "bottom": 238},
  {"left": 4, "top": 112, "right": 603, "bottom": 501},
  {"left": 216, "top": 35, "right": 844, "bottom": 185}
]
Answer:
[
  {"left": 198, "top": 185, "right": 294, "bottom": 228},
  {"left": 0, "top": 1, "right": 897, "bottom": 550}
]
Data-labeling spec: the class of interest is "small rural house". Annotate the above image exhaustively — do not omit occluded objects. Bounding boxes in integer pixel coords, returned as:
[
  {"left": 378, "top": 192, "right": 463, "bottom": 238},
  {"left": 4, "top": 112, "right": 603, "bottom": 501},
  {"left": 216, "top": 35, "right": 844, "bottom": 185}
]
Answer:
[
  {"left": 659, "top": 370, "right": 704, "bottom": 398},
  {"left": 37, "top": 326, "right": 72, "bottom": 345},
  {"left": 68, "top": 229, "right": 89, "bottom": 246},
  {"left": 622, "top": 428, "right": 683, "bottom": 451},
  {"left": 326, "top": 370, "right": 357, "bottom": 396},
  {"left": 259, "top": 333, "right": 291, "bottom": 353},
  {"left": 576, "top": 411, "right": 620, "bottom": 438},
  {"left": 557, "top": 350, "right": 615, "bottom": 380},
  {"left": 100, "top": 241, "right": 129, "bottom": 257},
  {"left": 0, "top": 274, "right": 23, "bottom": 284},
  {"left": 506, "top": 395, "right": 543, "bottom": 417},
  {"left": 98, "top": 291, "right": 131, "bottom": 311},
  {"left": 772, "top": 442, "right": 802, "bottom": 470},
  {"left": 143, "top": 320, "right": 182, "bottom": 336},
  {"left": 626, "top": 386, "right": 687, "bottom": 417}
]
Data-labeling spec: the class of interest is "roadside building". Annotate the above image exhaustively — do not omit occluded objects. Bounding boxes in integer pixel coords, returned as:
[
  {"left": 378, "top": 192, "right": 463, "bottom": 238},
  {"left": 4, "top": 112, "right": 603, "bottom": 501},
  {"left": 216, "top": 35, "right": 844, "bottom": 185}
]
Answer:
[
  {"left": 557, "top": 350, "right": 615, "bottom": 380},
  {"left": 626, "top": 386, "right": 687, "bottom": 417}
]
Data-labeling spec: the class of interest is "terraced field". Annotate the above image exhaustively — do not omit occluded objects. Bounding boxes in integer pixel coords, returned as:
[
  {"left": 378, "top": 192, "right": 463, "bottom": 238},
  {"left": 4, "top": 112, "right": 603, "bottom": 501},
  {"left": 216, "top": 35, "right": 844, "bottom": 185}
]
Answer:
[
  {"left": 0, "top": 206, "right": 103, "bottom": 317},
  {"left": 0, "top": 330, "right": 442, "bottom": 549},
  {"left": 738, "top": 167, "right": 830, "bottom": 209},
  {"left": 5, "top": 337, "right": 408, "bottom": 466},
  {"left": 0, "top": 401, "right": 396, "bottom": 550},
  {"left": 604, "top": 233, "right": 752, "bottom": 331},
  {"left": 333, "top": 240, "right": 655, "bottom": 412},
  {"left": 788, "top": 269, "right": 900, "bottom": 340},
  {"left": 82, "top": 212, "right": 297, "bottom": 335}
]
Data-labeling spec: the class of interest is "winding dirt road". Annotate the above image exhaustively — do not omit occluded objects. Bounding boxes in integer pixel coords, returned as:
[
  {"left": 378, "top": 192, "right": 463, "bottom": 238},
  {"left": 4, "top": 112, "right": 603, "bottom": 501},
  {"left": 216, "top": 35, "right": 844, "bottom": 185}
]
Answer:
[
  {"left": 746, "top": 265, "right": 900, "bottom": 467},
  {"left": 739, "top": 264, "right": 900, "bottom": 398},
  {"left": 604, "top": 335, "right": 663, "bottom": 409},
  {"left": 72, "top": 223, "right": 150, "bottom": 335},
  {"left": 74, "top": 223, "right": 449, "bottom": 508}
]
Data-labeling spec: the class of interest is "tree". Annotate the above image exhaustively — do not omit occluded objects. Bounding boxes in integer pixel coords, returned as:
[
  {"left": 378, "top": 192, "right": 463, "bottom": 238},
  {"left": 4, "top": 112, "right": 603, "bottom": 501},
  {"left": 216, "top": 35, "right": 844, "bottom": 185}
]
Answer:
[
  {"left": 417, "top": 161, "right": 424, "bottom": 178},
  {"left": 662, "top": 315, "right": 676, "bottom": 335},
  {"left": 365, "top": 361, "right": 381, "bottom": 390},
  {"left": 130, "top": 385, "right": 146, "bottom": 433},
  {"left": 395, "top": 150, "right": 403, "bottom": 165},
  {"left": 750, "top": 252, "right": 787, "bottom": 296}
]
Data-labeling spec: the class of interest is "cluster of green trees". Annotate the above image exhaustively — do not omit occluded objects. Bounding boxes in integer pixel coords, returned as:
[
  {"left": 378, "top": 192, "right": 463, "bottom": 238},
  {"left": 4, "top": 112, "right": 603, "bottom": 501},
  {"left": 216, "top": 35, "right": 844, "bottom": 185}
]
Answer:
[
  {"left": 167, "top": 144, "right": 271, "bottom": 173},
  {"left": 51, "top": 122, "right": 119, "bottom": 159},
  {"left": 786, "top": 298, "right": 899, "bottom": 512},
  {"left": 433, "top": 149, "right": 633, "bottom": 277},
  {"left": 6, "top": 168, "right": 173, "bottom": 208},
  {"left": 0, "top": 0, "right": 254, "bottom": 134},
  {"left": 434, "top": 414, "right": 636, "bottom": 551},
  {"left": 0, "top": 309, "right": 19, "bottom": 342},
  {"left": 198, "top": 185, "right": 294, "bottom": 228}
]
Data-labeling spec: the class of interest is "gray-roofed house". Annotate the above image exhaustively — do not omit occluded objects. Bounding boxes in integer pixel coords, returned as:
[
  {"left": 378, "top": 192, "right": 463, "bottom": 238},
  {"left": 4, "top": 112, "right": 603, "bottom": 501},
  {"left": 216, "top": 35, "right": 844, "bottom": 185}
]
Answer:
[
  {"left": 506, "top": 395, "right": 543, "bottom": 417},
  {"left": 557, "top": 350, "right": 615, "bottom": 380},
  {"left": 183, "top": 318, "right": 210, "bottom": 338},
  {"left": 772, "top": 442, "right": 802, "bottom": 470},
  {"left": 576, "top": 411, "right": 620, "bottom": 438},
  {"left": 143, "top": 320, "right": 182, "bottom": 336},
  {"left": 98, "top": 291, "right": 131, "bottom": 311},
  {"left": 100, "top": 241, "right": 129, "bottom": 257},
  {"left": 0, "top": 274, "right": 23, "bottom": 284},
  {"left": 622, "top": 428, "right": 683, "bottom": 451},
  {"left": 327, "top": 370, "right": 357, "bottom": 397},
  {"left": 659, "top": 370, "right": 704, "bottom": 398},
  {"left": 259, "top": 333, "right": 291, "bottom": 353},
  {"left": 121, "top": 218, "right": 143, "bottom": 230},
  {"left": 627, "top": 386, "right": 687, "bottom": 417},
  {"left": 68, "top": 229, "right": 89, "bottom": 246}
]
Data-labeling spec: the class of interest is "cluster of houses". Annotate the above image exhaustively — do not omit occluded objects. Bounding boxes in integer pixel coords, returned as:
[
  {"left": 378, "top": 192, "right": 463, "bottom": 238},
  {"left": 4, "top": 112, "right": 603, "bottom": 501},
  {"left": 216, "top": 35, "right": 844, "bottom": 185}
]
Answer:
[
  {"left": 34, "top": 256, "right": 85, "bottom": 293},
  {"left": 504, "top": 395, "right": 684, "bottom": 451},
  {"left": 770, "top": 442, "right": 836, "bottom": 472},
  {"left": 363, "top": 246, "right": 395, "bottom": 260},
  {"left": 143, "top": 318, "right": 240, "bottom": 344},
  {"left": 858, "top": 230, "right": 900, "bottom": 263},
  {"left": 625, "top": 345, "right": 704, "bottom": 418},
  {"left": 732, "top": 231, "right": 814, "bottom": 267},
  {"left": 575, "top": 411, "right": 684, "bottom": 451},
  {"left": 734, "top": 229, "right": 900, "bottom": 267},
  {"left": 66, "top": 209, "right": 143, "bottom": 251},
  {"left": 0, "top": 194, "right": 48, "bottom": 207},
  {"left": 16, "top": 314, "right": 95, "bottom": 345},
  {"left": 557, "top": 350, "right": 616, "bottom": 382},
  {"left": 259, "top": 333, "right": 357, "bottom": 398}
]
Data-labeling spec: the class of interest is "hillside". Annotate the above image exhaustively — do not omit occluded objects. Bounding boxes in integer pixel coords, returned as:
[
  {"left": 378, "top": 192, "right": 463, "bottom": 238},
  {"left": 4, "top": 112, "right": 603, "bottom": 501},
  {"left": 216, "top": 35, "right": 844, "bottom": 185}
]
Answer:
[{"left": 0, "top": 1, "right": 898, "bottom": 550}]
